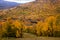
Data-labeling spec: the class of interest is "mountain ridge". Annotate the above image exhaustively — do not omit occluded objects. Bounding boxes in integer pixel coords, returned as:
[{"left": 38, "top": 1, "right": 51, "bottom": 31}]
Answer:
[{"left": 0, "top": 0, "right": 21, "bottom": 9}]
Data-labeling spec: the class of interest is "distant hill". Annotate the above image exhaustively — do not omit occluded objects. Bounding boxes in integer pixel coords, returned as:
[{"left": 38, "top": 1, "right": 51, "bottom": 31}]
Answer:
[{"left": 0, "top": 0, "right": 20, "bottom": 9}]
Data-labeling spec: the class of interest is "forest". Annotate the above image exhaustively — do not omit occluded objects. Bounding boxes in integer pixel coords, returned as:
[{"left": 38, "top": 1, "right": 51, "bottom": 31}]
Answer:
[{"left": 0, "top": 0, "right": 60, "bottom": 38}]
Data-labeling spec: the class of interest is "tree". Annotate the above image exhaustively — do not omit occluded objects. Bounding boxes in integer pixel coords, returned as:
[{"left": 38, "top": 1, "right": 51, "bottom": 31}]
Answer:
[
  {"left": 45, "top": 16, "right": 56, "bottom": 36},
  {"left": 12, "top": 20, "right": 23, "bottom": 38}
]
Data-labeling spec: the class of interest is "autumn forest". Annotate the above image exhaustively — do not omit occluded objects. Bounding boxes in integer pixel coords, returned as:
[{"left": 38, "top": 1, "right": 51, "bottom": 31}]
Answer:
[{"left": 0, "top": 0, "right": 60, "bottom": 38}]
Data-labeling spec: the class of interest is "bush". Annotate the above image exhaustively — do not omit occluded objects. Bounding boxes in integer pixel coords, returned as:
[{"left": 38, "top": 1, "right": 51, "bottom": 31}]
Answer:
[{"left": 1, "top": 19, "right": 23, "bottom": 38}]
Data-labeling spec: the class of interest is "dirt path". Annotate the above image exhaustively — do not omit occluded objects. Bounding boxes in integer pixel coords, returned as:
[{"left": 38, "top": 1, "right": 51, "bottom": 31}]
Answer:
[
  {"left": 1, "top": 37, "right": 60, "bottom": 40},
  {"left": 23, "top": 33, "right": 37, "bottom": 38},
  {"left": 0, "top": 33, "right": 60, "bottom": 40}
]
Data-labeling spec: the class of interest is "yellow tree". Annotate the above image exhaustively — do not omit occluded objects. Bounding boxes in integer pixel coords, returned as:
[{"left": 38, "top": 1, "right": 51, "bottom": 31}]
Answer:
[
  {"left": 12, "top": 20, "right": 23, "bottom": 38},
  {"left": 55, "top": 15, "right": 60, "bottom": 31},
  {"left": 36, "top": 21, "right": 43, "bottom": 36},
  {"left": 45, "top": 16, "right": 56, "bottom": 36}
]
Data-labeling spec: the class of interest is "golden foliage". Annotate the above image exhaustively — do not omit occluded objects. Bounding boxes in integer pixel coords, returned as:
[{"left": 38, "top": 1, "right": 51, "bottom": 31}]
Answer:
[{"left": 35, "top": 21, "right": 43, "bottom": 36}]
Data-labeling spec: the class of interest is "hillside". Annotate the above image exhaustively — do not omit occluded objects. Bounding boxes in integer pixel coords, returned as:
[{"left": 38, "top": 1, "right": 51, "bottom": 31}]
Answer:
[
  {"left": 0, "top": 0, "right": 60, "bottom": 25},
  {"left": 0, "top": 0, "right": 60, "bottom": 38}
]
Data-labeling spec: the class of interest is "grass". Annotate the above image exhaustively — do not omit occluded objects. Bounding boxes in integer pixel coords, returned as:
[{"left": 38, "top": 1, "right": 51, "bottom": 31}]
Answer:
[
  {"left": 0, "top": 37, "right": 60, "bottom": 40},
  {"left": 0, "top": 33, "right": 60, "bottom": 40}
]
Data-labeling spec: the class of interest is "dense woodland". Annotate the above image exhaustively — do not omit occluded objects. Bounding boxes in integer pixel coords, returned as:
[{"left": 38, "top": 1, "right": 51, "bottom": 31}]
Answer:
[{"left": 0, "top": 0, "right": 60, "bottom": 38}]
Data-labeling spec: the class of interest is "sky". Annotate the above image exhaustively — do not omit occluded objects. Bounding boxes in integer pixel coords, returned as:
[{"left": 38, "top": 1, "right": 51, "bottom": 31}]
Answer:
[{"left": 4, "top": 0, "right": 35, "bottom": 3}]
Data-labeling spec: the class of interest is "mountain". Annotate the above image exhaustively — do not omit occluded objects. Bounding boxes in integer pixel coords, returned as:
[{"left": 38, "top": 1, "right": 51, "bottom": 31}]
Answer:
[
  {"left": 0, "top": 0, "right": 60, "bottom": 26},
  {"left": 0, "top": 0, "right": 20, "bottom": 9}
]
